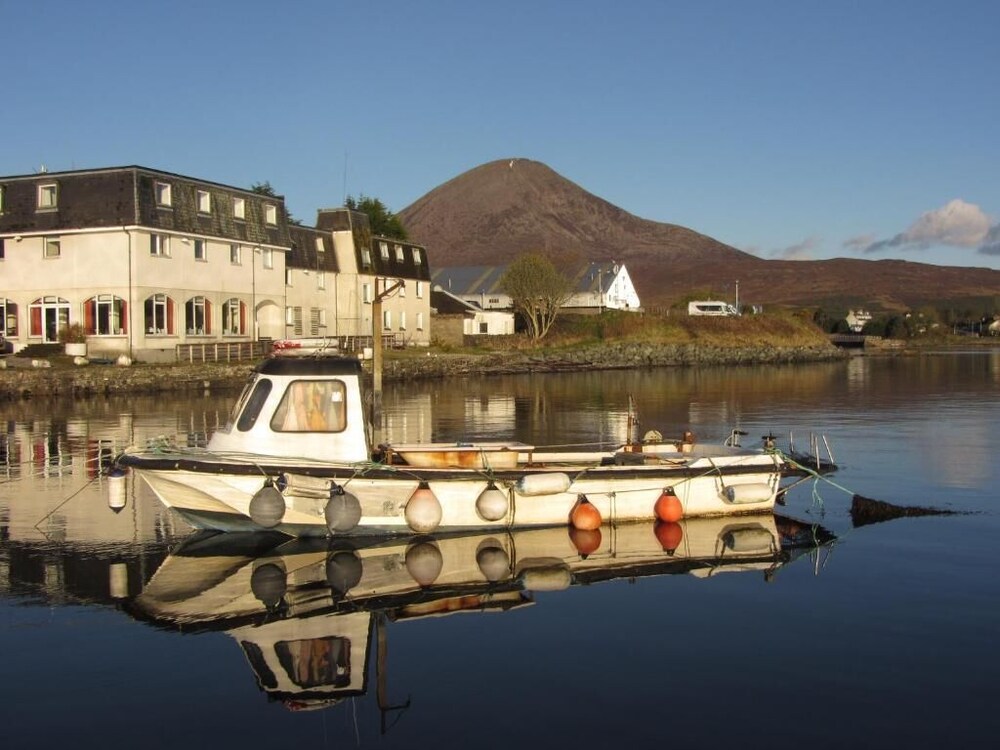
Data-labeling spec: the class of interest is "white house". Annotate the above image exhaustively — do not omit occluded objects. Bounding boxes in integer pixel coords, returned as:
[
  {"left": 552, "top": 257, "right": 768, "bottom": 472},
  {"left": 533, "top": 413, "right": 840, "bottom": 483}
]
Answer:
[
  {"left": 0, "top": 166, "right": 431, "bottom": 360},
  {"left": 430, "top": 260, "right": 641, "bottom": 319}
]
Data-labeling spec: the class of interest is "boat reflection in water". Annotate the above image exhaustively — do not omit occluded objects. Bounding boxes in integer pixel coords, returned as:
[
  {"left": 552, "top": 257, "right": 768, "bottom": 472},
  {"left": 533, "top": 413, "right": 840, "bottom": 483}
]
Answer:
[{"left": 128, "top": 514, "right": 835, "bottom": 714}]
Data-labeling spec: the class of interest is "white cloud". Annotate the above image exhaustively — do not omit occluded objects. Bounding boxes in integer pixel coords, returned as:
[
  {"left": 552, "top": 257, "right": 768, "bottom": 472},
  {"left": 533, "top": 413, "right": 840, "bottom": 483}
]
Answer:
[
  {"left": 979, "top": 224, "right": 1000, "bottom": 256},
  {"left": 843, "top": 233, "right": 876, "bottom": 251},
  {"left": 771, "top": 236, "right": 819, "bottom": 261},
  {"left": 864, "top": 199, "right": 992, "bottom": 254}
]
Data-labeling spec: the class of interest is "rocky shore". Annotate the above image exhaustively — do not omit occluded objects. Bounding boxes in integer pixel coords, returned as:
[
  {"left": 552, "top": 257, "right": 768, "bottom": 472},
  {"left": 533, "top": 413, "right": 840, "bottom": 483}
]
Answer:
[{"left": 0, "top": 341, "right": 843, "bottom": 401}]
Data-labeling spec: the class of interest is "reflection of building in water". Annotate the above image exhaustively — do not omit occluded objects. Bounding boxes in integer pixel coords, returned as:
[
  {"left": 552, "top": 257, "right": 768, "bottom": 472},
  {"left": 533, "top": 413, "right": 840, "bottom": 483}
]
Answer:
[
  {"left": 845, "top": 354, "right": 869, "bottom": 394},
  {"left": 381, "top": 392, "right": 433, "bottom": 445},
  {"left": 0, "top": 410, "right": 190, "bottom": 546}
]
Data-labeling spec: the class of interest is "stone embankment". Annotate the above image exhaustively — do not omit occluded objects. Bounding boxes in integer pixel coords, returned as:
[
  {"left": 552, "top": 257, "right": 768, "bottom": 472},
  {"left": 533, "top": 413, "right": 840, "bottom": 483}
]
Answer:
[{"left": 0, "top": 342, "right": 842, "bottom": 401}]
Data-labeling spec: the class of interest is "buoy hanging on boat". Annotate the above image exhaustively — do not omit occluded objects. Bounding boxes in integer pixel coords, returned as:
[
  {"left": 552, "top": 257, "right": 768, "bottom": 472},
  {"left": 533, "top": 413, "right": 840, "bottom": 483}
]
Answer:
[
  {"left": 654, "top": 487, "right": 683, "bottom": 523},
  {"left": 475, "top": 482, "right": 509, "bottom": 522},
  {"left": 405, "top": 540, "right": 443, "bottom": 587},
  {"left": 569, "top": 494, "right": 602, "bottom": 531},
  {"left": 569, "top": 526, "right": 602, "bottom": 557},
  {"left": 326, "top": 549, "right": 363, "bottom": 597},
  {"left": 654, "top": 521, "right": 684, "bottom": 555},
  {"left": 107, "top": 467, "right": 127, "bottom": 513},
  {"left": 325, "top": 485, "right": 362, "bottom": 533},
  {"left": 476, "top": 538, "right": 511, "bottom": 582},
  {"left": 250, "top": 561, "right": 287, "bottom": 609},
  {"left": 515, "top": 472, "right": 571, "bottom": 496},
  {"left": 405, "top": 481, "right": 442, "bottom": 533},
  {"left": 249, "top": 479, "right": 286, "bottom": 528}
]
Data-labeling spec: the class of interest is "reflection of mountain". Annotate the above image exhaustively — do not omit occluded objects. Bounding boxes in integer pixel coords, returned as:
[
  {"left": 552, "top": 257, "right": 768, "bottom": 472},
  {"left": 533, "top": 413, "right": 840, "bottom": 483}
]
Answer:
[{"left": 128, "top": 515, "right": 834, "bottom": 712}]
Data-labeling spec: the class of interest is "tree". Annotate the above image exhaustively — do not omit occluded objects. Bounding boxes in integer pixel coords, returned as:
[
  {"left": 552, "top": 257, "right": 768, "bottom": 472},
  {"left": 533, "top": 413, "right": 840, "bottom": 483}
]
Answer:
[
  {"left": 501, "top": 253, "right": 573, "bottom": 340},
  {"left": 344, "top": 195, "right": 408, "bottom": 239},
  {"left": 250, "top": 181, "right": 301, "bottom": 225}
]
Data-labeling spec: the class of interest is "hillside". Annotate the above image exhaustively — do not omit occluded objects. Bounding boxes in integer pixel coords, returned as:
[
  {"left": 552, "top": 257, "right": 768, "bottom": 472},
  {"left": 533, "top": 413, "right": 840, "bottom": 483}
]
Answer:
[{"left": 398, "top": 159, "right": 1000, "bottom": 310}]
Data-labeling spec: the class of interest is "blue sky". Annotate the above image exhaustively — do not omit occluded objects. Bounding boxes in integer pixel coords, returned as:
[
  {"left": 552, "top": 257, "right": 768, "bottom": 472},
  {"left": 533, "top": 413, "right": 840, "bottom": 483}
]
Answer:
[{"left": 4, "top": 0, "right": 999, "bottom": 268}]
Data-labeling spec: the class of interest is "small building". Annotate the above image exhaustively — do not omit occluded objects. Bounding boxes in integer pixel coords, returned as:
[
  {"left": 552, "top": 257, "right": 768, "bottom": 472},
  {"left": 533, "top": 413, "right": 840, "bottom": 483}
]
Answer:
[
  {"left": 845, "top": 309, "right": 872, "bottom": 333},
  {"left": 430, "top": 287, "right": 515, "bottom": 344}
]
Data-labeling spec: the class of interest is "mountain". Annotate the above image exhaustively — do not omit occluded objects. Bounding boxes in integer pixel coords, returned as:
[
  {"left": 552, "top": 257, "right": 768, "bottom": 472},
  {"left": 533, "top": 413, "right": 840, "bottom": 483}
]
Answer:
[{"left": 398, "top": 159, "right": 1000, "bottom": 310}]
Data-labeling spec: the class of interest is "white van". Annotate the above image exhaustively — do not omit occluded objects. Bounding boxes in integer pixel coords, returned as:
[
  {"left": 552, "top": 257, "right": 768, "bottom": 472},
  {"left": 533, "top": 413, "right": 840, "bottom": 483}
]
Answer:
[{"left": 688, "top": 301, "right": 738, "bottom": 316}]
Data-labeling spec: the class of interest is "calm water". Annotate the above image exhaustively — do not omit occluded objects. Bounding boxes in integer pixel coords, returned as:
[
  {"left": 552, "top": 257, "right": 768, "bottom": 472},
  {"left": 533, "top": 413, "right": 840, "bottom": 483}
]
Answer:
[{"left": 1, "top": 352, "right": 999, "bottom": 748}]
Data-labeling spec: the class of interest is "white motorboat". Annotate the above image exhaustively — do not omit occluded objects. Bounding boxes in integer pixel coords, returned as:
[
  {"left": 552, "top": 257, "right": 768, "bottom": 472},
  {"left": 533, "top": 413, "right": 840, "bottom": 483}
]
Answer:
[{"left": 117, "top": 352, "right": 792, "bottom": 537}]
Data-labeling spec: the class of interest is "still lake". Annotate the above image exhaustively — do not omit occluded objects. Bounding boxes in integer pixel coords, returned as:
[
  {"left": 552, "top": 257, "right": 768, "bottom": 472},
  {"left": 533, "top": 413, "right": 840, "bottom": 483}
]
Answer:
[{"left": 1, "top": 352, "right": 998, "bottom": 748}]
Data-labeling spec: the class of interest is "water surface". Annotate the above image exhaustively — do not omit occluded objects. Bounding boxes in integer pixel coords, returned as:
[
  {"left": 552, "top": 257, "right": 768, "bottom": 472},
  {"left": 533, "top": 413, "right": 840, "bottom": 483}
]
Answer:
[{"left": 1, "top": 352, "right": 998, "bottom": 747}]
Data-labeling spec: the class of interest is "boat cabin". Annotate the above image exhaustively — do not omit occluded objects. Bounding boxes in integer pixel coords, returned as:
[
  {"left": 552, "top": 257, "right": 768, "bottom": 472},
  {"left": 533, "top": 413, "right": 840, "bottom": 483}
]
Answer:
[{"left": 208, "top": 355, "right": 372, "bottom": 463}]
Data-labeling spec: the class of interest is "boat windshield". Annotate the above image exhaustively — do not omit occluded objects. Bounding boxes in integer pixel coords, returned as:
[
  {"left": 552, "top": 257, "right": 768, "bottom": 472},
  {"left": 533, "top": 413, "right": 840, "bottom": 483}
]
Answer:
[{"left": 270, "top": 379, "right": 348, "bottom": 433}]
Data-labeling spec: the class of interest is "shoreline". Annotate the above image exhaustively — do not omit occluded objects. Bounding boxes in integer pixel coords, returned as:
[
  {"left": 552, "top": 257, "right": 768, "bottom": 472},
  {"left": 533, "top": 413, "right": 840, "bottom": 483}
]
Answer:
[
  {"left": 1, "top": 341, "right": 845, "bottom": 401},
  {"left": 4, "top": 336, "right": 995, "bottom": 401}
]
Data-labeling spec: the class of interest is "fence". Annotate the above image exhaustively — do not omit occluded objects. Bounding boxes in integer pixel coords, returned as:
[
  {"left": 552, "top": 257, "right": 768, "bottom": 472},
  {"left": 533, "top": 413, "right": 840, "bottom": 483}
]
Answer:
[{"left": 175, "top": 341, "right": 272, "bottom": 363}]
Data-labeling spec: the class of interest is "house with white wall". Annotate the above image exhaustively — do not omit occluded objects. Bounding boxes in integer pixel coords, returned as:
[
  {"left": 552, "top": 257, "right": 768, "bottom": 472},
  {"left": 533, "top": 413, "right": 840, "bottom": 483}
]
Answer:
[
  {"left": 430, "top": 260, "right": 641, "bottom": 324},
  {"left": 0, "top": 166, "right": 431, "bottom": 360}
]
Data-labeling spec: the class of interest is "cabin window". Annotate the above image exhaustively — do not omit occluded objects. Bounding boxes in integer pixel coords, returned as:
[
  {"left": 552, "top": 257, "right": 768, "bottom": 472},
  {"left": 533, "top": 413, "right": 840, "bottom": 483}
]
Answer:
[
  {"left": 237, "top": 379, "right": 273, "bottom": 432},
  {"left": 270, "top": 379, "right": 347, "bottom": 433}
]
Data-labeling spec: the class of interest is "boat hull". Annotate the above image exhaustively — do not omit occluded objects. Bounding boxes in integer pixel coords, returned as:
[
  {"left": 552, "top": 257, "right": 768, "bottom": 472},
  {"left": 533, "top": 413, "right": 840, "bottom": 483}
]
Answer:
[{"left": 123, "top": 450, "right": 783, "bottom": 537}]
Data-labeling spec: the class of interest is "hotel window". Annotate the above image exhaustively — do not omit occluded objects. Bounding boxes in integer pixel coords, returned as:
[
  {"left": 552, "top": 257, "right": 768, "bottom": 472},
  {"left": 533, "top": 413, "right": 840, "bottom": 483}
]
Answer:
[
  {"left": 1, "top": 298, "right": 18, "bottom": 337},
  {"left": 317, "top": 271, "right": 326, "bottom": 290},
  {"left": 416, "top": 311, "right": 424, "bottom": 331},
  {"left": 150, "top": 234, "right": 170, "bottom": 257},
  {"left": 395, "top": 244, "right": 404, "bottom": 262},
  {"left": 155, "top": 182, "right": 172, "bottom": 207},
  {"left": 84, "top": 295, "right": 127, "bottom": 336},
  {"left": 221, "top": 297, "right": 246, "bottom": 335},
  {"left": 315, "top": 237, "right": 325, "bottom": 254},
  {"left": 361, "top": 248, "right": 372, "bottom": 268},
  {"left": 362, "top": 283, "right": 372, "bottom": 303},
  {"left": 416, "top": 280, "right": 424, "bottom": 298},
  {"left": 399, "top": 311, "right": 406, "bottom": 330},
  {"left": 262, "top": 247, "right": 273, "bottom": 269},
  {"left": 285, "top": 268, "right": 292, "bottom": 286},
  {"left": 379, "top": 241, "right": 389, "bottom": 260},
  {"left": 185, "top": 296, "right": 211, "bottom": 335},
  {"left": 233, "top": 197, "right": 246, "bottom": 220},
  {"left": 265, "top": 204, "right": 277, "bottom": 225},
  {"left": 291, "top": 306, "right": 303, "bottom": 336},
  {"left": 310, "top": 308, "right": 322, "bottom": 336},
  {"left": 230, "top": 244, "right": 242, "bottom": 265},
  {"left": 37, "top": 183, "right": 58, "bottom": 210},
  {"left": 44, "top": 237, "right": 61, "bottom": 258},
  {"left": 194, "top": 238, "right": 207, "bottom": 261},
  {"left": 144, "top": 293, "right": 174, "bottom": 334},
  {"left": 413, "top": 247, "right": 422, "bottom": 264},
  {"left": 197, "top": 190, "right": 211, "bottom": 213},
  {"left": 382, "top": 310, "right": 391, "bottom": 329}
]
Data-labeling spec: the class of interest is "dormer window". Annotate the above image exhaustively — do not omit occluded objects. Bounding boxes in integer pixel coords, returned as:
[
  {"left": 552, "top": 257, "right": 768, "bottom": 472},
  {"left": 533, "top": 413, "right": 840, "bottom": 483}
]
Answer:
[
  {"left": 155, "top": 182, "right": 172, "bottom": 207},
  {"left": 315, "top": 237, "right": 325, "bottom": 254},
  {"left": 265, "top": 204, "right": 277, "bottom": 225},
  {"left": 233, "top": 197, "right": 246, "bottom": 220},
  {"left": 379, "top": 241, "right": 389, "bottom": 260},
  {"left": 197, "top": 190, "right": 211, "bottom": 213},
  {"left": 413, "top": 247, "right": 422, "bottom": 264},
  {"left": 395, "top": 244, "right": 404, "bottom": 262},
  {"left": 361, "top": 248, "right": 372, "bottom": 268},
  {"left": 37, "top": 183, "right": 58, "bottom": 210}
]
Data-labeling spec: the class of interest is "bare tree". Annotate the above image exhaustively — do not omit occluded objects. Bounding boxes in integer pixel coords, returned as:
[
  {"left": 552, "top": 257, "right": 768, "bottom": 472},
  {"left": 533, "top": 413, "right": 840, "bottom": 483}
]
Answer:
[{"left": 501, "top": 253, "right": 573, "bottom": 339}]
